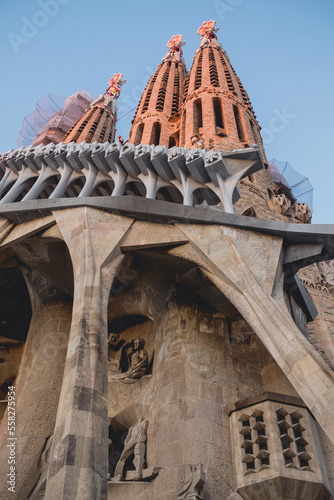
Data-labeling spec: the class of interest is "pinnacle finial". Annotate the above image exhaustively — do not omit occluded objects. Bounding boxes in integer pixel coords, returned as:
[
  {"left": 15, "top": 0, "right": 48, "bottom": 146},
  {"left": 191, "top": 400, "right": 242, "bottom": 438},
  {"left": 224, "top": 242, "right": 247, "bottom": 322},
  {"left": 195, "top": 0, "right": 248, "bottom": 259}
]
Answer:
[
  {"left": 196, "top": 21, "right": 222, "bottom": 51},
  {"left": 197, "top": 20, "right": 219, "bottom": 40},
  {"left": 105, "top": 73, "right": 126, "bottom": 100},
  {"left": 162, "top": 34, "right": 186, "bottom": 63},
  {"left": 167, "top": 34, "right": 186, "bottom": 52},
  {"left": 89, "top": 73, "right": 126, "bottom": 115}
]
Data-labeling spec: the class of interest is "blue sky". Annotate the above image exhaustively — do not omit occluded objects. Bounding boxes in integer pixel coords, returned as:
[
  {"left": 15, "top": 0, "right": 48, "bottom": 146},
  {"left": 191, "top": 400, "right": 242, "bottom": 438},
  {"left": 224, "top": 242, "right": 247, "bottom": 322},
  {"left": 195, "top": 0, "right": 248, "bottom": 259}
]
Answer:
[{"left": 0, "top": 0, "right": 333, "bottom": 222}]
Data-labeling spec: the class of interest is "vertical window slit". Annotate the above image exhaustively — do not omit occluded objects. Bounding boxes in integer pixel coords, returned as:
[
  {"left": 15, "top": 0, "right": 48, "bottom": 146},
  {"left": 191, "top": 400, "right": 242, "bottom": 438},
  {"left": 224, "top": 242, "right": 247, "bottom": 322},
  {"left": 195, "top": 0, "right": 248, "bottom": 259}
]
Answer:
[
  {"left": 134, "top": 123, "right": 144, "bottom": 146},
  {"left": 193, "top": 99, "right": 203, "bottom": 135},
  {"left": 213, "top": 98, "right": 224, "bottom": 132},
  {"left": 218, "top": 51, "right": 236, "bottom": 94},
  {"left": 142, "top": 69, "right": 159, "bottom": 113},
  {"left": 233, "top": 105, "right": 246, "bottom": 142},
  {"left": 150, "top": 122, "right": 161, "bottom": 146},
  {"left": 194, "top": 52, "right": 203, "bottom": 90},
  {"left": 209, "top": 48, "right": 219, "bottom": 87},
  {"left": 156, "top": 65, "right": 170, "bottom": 112},
  {"left": 171, "top": 70, "right": 180, "bottom": 115}
]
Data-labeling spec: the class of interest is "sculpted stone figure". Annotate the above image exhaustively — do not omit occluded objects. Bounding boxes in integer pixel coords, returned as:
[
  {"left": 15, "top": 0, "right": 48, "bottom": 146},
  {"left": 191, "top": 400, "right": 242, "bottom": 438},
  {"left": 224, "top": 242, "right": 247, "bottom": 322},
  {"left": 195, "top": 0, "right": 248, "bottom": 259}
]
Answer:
[
  {"left": 113, "top": 419, "right": 149, "bottom": 481},
  {"left": 126, "top": 338, "right": 148, "bottom": 377},
  {"left": 191, "top": 134, "right": 204, "bottom": 149},
  {"left": 178, "top": 463, "right": 205, "bottom": 500},
  {"left": 110, "top": 338, "right": 148, "bottom": 381}
]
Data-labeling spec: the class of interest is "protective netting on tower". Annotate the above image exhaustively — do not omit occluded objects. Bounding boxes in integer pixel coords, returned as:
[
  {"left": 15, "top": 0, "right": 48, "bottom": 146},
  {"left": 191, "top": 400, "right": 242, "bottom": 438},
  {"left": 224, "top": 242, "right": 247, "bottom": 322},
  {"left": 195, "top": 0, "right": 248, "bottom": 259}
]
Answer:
[
  {"left": 17, "top": 89, "right": 93, "bottom": 147},
  {"left": 269, "top": 158, "right": 313, "bottom": 211}
]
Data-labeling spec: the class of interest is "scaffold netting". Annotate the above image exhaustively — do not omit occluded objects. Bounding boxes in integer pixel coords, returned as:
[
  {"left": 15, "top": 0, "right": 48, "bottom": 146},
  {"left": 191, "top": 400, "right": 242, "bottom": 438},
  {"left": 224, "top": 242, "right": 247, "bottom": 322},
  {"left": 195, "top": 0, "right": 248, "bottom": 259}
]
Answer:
[
  {"left": 17, "top": 89, "right": 93, "bottom": 147},
  {"left": 269, "top": 158, "right": 313, "bottom": 211}
]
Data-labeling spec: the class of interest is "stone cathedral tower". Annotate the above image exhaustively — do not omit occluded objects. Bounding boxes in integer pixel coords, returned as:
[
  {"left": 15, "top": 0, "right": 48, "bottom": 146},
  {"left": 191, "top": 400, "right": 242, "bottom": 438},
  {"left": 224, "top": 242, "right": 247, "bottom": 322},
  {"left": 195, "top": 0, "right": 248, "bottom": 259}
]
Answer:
[
  {"left": 129, "top": 35, "right": 187, "bottom": 148},
  {"left": 63, "top": 73, "right": 126, "bottom": 145},
  {"left": 0, "top": 20, "right": 333, "bottom": 500}
]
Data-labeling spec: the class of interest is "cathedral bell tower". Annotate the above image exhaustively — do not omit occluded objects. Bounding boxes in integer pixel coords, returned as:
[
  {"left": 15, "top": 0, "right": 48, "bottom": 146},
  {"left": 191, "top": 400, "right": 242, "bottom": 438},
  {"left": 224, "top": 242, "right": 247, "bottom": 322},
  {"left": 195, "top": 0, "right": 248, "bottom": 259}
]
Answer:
[
  {"left": 63, "top": 73, "right": 126, "bottom": 144},
  {"left": 181, "top": 20, "right": 266, "bottom": 164},
  {"left": 129, "top": 35, "right": 188, "bottom": 148}
]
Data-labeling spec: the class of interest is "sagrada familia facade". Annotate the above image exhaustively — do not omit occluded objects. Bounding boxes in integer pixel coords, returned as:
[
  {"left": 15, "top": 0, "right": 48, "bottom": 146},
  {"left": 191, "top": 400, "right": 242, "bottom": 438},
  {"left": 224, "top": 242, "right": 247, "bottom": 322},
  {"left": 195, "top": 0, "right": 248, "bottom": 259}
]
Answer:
[{"left": 0, "top": 20, "right": 333, "bottom": 500}]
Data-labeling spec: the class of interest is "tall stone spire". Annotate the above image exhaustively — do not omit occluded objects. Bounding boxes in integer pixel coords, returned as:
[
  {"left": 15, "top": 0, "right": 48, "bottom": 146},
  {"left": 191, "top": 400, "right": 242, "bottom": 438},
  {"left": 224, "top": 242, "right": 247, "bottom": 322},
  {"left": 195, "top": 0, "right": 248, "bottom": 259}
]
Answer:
[
  {"left": 181, "top": 21, "right": 266, "bottom": 163},
  {"left": 63, "top": 73, "right": 126, "bottom": 144},
  {"left": 128, "top": 35, "right": 188, "bottom": 147}
]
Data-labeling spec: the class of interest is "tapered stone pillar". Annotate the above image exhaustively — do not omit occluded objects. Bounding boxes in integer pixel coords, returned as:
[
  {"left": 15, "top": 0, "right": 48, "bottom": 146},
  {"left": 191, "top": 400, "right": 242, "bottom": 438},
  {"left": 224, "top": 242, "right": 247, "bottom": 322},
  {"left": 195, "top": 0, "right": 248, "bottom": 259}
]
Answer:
[
  {"left": 170, "top": 224, "right": 334, "bottom": 447},
  {"left": 45, "top": 208, "right": 133, "bottom": 500}
]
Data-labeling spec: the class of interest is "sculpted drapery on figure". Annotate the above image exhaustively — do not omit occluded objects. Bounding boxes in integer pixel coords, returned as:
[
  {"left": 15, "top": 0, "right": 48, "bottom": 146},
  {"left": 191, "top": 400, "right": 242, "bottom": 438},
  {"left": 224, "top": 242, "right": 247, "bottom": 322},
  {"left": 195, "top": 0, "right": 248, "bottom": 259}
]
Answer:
[{"left": 178, "top": 463, "right": 205, "bottom": 500}]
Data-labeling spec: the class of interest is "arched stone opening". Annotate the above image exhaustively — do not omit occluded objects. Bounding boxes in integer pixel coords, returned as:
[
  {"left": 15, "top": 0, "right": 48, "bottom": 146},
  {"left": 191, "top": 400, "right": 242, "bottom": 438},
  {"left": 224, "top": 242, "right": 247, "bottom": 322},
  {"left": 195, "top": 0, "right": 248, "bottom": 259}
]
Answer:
[
  {"left": 91, "top": 179, "right": 115, "bottom": 197},
  {"left": 193, "top": 187, "right": 220, "bottom": 206},
  {"left": 156, "top": 185, "right": 183, "bottom": 204},
  {"left": 149, "top": 122, "right": 161, "bottom": 146},
  {"left": 124, "top": 180, "right": 147, "bottom": 198}
]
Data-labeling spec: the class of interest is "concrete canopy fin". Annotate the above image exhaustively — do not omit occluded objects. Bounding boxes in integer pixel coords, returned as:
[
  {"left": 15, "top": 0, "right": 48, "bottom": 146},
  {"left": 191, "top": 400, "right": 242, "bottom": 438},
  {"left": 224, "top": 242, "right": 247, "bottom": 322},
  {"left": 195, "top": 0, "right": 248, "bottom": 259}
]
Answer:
[
  {"left": 0, "top": 215, "right": 55, "bottom": 250},
  {"left": 121, "top": 221, "right": 189, "bottom": 251},
  {"left": 284, "top": 243, "right": 324, "bottom": 273},
  {"left": 170, "top": 223, "right": 334, "bottom": 447}
]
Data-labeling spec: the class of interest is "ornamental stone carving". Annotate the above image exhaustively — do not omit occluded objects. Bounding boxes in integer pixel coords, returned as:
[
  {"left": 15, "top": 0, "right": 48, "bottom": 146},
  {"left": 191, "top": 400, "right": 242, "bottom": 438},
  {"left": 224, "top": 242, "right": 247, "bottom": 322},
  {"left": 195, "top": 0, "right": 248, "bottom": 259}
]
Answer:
[
  {"left": 178, "top": 463, "right": 205, "bottom": 500},
  {"left": 228, "top": 395, "right": 331, "bottom": 500}
]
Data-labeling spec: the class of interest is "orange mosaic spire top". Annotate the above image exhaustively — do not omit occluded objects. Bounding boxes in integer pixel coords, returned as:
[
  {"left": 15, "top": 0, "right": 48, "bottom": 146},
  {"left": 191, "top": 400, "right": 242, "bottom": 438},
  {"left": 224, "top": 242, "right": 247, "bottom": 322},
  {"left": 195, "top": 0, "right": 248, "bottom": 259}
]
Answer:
[
  {"left": 197, "top": 20, "right": 220, "bottom": 42},
  {"left": 90, "top": 73, "right": 126, "bottom": 116},
  {"left": 63, "top": 73, "right": 126, "bottom": 144},
  {"left": 163, "top": 34, "right": 186, "bottom": 61}
]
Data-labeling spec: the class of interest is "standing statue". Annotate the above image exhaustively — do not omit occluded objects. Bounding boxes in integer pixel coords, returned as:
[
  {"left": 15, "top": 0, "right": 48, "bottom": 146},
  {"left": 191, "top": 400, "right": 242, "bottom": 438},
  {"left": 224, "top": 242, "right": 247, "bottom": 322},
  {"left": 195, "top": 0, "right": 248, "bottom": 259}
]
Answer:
[
  {"left": 178, "top": 463, "right": 205, "bottom": 500},
  {"left": 113, "top": 419, "right": 149, "bottom": 481},
  {"left": 126, "top": 338, "right": 148, "bottom": 378}
]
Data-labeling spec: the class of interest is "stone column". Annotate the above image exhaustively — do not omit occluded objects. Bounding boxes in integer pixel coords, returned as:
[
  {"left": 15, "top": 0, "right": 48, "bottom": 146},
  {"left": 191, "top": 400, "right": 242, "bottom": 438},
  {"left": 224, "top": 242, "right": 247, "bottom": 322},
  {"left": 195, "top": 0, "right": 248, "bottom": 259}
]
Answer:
[{"left": 45, "top": 208, "right": 133, "bottom": 500}]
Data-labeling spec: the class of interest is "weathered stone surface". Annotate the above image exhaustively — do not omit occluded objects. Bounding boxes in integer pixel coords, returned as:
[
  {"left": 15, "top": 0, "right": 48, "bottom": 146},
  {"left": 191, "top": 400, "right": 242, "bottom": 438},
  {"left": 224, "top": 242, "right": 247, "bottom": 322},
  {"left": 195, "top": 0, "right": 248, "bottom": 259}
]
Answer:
[
  {"left": 45, "top": 208, "right": 134, "bottom": 500},
  {"left": 0, "top": 21, "right": 333, "bottom": 500},
  {"left": 0, "top": 215, "right": 55, "bottom": 250},
  {"left": 0, "top": 269, "right": 72, "bottom": 500},
  {"left": 169, "top": 224, "right": 334, "bottom": 447}
]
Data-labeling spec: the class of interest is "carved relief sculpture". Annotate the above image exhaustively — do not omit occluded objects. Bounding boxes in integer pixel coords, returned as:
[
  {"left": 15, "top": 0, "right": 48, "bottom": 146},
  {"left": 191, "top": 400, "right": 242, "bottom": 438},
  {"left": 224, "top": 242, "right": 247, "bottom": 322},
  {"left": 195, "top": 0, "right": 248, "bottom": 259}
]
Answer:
[
  {"left": 178, "top": 463, "right": 205, "bottom": 499},
  {"left": 109, "top": 338, "right": 148, "bottom": 381}
]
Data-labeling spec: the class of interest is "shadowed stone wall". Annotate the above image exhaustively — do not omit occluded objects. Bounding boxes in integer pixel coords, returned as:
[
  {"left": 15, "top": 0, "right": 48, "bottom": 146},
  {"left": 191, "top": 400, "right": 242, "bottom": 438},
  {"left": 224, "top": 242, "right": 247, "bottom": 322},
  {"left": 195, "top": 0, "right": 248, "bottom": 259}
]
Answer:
[{"left": 0, "top": 268, "right": 72, "bottom": 500}]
